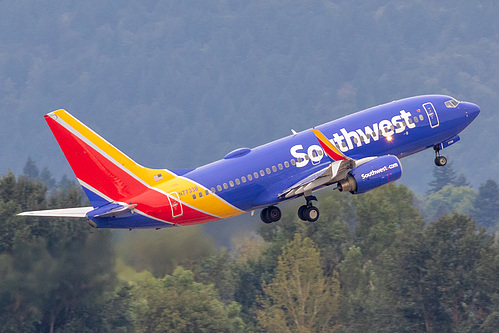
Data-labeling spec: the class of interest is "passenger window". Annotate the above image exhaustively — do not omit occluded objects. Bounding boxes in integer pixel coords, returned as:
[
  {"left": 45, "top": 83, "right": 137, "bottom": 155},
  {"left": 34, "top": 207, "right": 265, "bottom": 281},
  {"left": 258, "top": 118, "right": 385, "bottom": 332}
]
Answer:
[
  {"left": 419, "top": 114, "right": 424, "bottom": 121},
  {"left": 254, "top": 172, "right": 259, "bottom": 179},
  {"left": 291, "top": 159, "right": 296, "bottom": 165},
  {"left": 217, "top": 185, "right": 222, "bottom": 191},
  {"left": 354, "top": 138, "right": 358, "bottom": 144},
  {"left": 414, "top": 116, "right": 419, "bottom": 123},
  {"left": 211, "top": 187, "right": 216, "bottom": 193},
  {"left": 305, "top": 155, "right": 309, "bottom": 160},
  {"left": 266, "top": 168, "right": 271, "bottom": 174},
  {"left": 205, "top": 190, "right": 209, "bottom": 196},
  {"left": 272, "top": 166, "right": 277, "bottom": 172},
  {"left": 297, "top": 157, "right": 303, "bottom": 163},
  {"left": 278, "top": 163, "right": 283, "bottom": 170},
  {"left": 192, "top": 194, "right": 196, "bottom": 199},
  {"left": 235, "top": 178, "right": 240, "bottom": 185},
  {"left": 223, "top": 183, "right": 228, "bottom": 190},
  {"left": 229, "top": 181, "right": 234, "bottom": 187},
  {"left": 284, "top": 161, "right": 290, "bottom": 168},
  {"left": 260, "top": 170, "right": 265, "bottom": 176},
  {"left": 248, "top": 174, "right": 253, "bottom": 181},
  {"left": 241, "top": 176, "right": 247, "bottom": 183},
  {"left": 318, "top": 150, "right": 323, "bottom": 156},
  {"left": 408, "top": 118, "right": 413, "bottom": 124},
  {"left": 199, "top": 192, "right": 203, "bottom": 198}
]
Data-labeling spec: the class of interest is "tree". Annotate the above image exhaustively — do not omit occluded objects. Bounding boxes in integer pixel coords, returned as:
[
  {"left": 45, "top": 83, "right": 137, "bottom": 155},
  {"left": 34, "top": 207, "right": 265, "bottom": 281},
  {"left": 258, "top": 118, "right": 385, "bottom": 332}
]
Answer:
[
  {"left": 384, "top": 214, "right": 498, "bottom": 333},
  {"left": 132, "top": 266, "right": 245, "bottom": 333},
  {"left": 0, "top": 172, "right": 117, "bottom": 332},
  {"left": 420, "top": 185, "right": 477, "bottom": 222},
  {"left": 258, "top": 234, "right": 340, "bottom": 332},
  {"left": 472, "top": 179, "right": 499, "bottom": 230},
  {"left": 353, "top": 183, "right": 424, "bottom": 261},
  {"left": 427, "top": 163, "right": 457, "bottom": 194}
]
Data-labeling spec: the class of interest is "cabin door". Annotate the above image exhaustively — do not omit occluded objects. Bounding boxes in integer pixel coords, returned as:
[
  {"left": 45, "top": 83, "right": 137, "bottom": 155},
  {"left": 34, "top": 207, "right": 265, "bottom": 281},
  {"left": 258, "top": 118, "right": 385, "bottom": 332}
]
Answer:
[
  {"left": 423, "top": 102, "right": 440, "bottom": 128},
  {"left": 168, "top": 192, "right": 183, "bottom": 218}
]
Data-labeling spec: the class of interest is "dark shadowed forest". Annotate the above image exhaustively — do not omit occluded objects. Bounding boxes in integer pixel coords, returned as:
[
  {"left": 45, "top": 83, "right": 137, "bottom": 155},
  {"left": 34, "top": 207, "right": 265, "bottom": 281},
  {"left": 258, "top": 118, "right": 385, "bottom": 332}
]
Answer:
[{"left": 0, "top": 160, "right": 497, "bottom": 332}]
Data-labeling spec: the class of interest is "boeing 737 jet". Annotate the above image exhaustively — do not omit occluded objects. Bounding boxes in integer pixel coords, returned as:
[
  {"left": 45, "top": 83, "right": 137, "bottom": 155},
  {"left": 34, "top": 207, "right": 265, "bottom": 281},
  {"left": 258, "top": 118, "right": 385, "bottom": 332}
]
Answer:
[{"left": 19, "top": 95, "right": 480, "bottom": 228}]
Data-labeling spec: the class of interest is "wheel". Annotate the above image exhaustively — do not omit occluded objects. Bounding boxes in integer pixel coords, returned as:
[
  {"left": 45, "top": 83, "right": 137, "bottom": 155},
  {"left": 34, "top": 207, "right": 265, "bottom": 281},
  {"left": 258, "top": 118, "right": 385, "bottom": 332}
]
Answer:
[
  {"left": 260, "top": 208, "right": 272, "bottom": 224},
  {"left": 304, "top": 206, "right": 320, "bottom": 222},
  {"left": 298, "top": 205, "right": 308, "bottom": 221},
  {"left": 434, "top": 156, "right": 447, "bottom": 166},
  {"left": 261, "top": 206, "right": 281, "bottom": 223},
  {"left": 267, "top": 206, "right": 282, "bottom": 222}
]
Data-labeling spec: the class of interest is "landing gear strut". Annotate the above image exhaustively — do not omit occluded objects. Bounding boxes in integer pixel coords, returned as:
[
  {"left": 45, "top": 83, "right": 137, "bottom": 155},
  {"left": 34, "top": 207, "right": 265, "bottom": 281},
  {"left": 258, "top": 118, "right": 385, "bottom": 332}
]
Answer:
[
  {"left": 298, "top": 196, "right": 320, "bottom": 222},
  {"left": 260, "top": 205, "right": 282, "bottom": 224},
  {"left": 433, "top": 145, "right": 447, "bottom": 167}
]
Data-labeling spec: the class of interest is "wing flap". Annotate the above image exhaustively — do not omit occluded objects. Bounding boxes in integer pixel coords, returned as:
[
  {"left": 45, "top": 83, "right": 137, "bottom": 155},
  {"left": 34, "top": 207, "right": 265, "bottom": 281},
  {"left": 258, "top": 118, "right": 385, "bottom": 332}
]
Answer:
[{"left": 280, "top": 159, "right": 354, "bottom": 198}]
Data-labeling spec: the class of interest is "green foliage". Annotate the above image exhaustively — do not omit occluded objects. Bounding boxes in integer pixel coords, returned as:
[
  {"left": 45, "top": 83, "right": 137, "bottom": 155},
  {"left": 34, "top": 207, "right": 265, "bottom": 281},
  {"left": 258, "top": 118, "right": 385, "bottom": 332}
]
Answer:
[
  {"left": 116, "top": 226, "right": 216, "bottom": 278},
  {"left": 132, "top": 266, "right": 245, "bottom": 333},
  {"left": 258, "top": 234, "right": 340, "bottom": 332},
  {"left": 353, "top": 183, "right": 424, "bottom": 261},
  {"left": 381, "top": 214, "right": 498, "bottom": 332},
  {"left": 420, "top": 185, "right": 477, "bottom": 222},
  {"left": 472, "top": 179, "right": 499, "bottom": 231},
  {"left": 0, "top": 172, "right": 116, "bottom": 332}
]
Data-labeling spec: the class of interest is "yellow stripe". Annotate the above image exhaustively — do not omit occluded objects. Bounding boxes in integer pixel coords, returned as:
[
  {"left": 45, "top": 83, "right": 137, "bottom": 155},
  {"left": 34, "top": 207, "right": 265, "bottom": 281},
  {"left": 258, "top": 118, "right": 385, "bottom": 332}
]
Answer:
[
  {"left": 53, "top": 110, "right": 177, "bottom": 186},
  {"left": 311, "top": 129, "right": 346, "bottom": 158},
  {"left": 157, "top": 177, "right": 243, "bottom": 218},
  {"left": 54, "top": 109, "right": 242, "bottom": 218}
]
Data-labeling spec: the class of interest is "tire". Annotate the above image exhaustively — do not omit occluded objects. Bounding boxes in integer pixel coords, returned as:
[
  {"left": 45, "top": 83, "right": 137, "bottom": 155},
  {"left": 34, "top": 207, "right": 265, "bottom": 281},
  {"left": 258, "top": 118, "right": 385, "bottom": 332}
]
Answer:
[
  {"left": 260, "top": 208, "right": 272, "bottom": 224},
  {"left": 298, "top": 205, "right": 308, "bottom": 221},
  {"left": 304, "top": 206, "right": 320, "bottom": 222},
  {"left": 434, "top": 156, "right": 447, "bottom": 166},
  {"left": 267, "top": 206, "right": 282, "bottom": 222}
]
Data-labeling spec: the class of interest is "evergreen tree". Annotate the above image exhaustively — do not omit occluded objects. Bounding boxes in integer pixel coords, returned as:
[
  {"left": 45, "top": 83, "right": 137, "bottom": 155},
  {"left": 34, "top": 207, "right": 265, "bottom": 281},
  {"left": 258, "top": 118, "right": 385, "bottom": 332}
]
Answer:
[
  {"left": 427, "top": 163, "right": 457, "bottom": 194},
  {"left": 22, "top": 157, "right": 39, "bottom": 179},
  {"left": 0, "top": 172, "right": 117, "bottom": 332},
  {"left": 472, "top": 179, "right": 499, "bottom": 230}
]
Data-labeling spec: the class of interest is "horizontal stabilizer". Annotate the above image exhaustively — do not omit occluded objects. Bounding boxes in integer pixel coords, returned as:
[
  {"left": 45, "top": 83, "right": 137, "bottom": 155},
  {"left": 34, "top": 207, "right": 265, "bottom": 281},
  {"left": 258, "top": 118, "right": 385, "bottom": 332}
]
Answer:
[{"left": 17, "top": 207, "right": 93, "bottom": 218}]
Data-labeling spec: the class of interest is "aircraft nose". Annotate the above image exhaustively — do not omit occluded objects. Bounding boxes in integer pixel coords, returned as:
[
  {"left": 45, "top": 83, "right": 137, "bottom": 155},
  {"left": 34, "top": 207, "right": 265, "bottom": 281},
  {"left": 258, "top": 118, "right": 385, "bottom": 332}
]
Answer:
[{"left": 463, "top": 101, "right": 480, "bottom": 120}]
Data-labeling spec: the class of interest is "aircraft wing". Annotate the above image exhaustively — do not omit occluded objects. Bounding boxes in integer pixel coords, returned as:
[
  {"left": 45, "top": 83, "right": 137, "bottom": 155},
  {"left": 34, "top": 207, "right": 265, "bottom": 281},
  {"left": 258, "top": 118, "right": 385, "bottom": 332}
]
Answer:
[
  {"left": 17, "top": 207, "right": 93, "bottom": 218},
  {"left": 279, "top": 159, "right": 354, "bottom": 198}
]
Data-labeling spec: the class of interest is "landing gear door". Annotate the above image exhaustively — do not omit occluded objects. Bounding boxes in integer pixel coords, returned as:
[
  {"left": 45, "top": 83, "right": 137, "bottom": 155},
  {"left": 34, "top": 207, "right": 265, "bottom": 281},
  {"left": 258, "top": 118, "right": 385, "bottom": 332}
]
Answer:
[
  {"left": 168, "top": 192, "right": 183, "bottom": 218},
  {"left": 423, "top": 102, "right": 439, "bottom": 128}
]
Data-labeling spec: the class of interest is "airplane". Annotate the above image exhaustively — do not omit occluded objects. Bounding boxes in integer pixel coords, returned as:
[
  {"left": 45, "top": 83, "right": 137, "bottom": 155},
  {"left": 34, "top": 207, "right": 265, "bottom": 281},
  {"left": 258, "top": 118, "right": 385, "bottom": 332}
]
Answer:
[{"left": 19, "top": 95, "right": 480, "bottom": 228}]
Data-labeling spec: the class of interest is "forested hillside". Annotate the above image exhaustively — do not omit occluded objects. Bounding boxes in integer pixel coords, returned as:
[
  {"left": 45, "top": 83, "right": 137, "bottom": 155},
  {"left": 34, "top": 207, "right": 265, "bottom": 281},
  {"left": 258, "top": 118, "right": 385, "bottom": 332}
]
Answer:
[
  {"left": 1, "top": 166, "right": 498, "bottom": 332},
  {"left": 1, "top": 1, "right": 498, "bottom": 193}
]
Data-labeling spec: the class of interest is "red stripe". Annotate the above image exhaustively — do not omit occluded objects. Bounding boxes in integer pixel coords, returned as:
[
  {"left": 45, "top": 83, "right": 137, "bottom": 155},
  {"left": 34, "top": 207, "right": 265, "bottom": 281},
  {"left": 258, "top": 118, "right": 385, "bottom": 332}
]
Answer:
[
  {"left": 317, "top": 140, "right": 346, "bottom": 161},
  {"left": 46, "top": 116, "right": 147, "bottom": 200},
  {"left": 46, "top": 116, "right": 216, "bottom": 224}
]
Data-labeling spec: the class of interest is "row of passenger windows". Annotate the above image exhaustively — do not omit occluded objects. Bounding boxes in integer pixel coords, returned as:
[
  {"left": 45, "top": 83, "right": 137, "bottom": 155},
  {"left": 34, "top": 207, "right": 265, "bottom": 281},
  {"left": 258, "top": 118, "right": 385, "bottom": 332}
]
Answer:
[
  {"left": 191, "top": 159, "right": 297, "bottom": 200},
  {"left": 191, "top": 114, "right": 425, "bottom": 199}
]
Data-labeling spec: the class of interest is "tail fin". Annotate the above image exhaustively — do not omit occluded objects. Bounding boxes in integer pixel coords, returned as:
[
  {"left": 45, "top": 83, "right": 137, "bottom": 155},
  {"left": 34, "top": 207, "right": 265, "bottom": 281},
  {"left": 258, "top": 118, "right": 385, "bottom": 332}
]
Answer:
[{"left": 45, "top": 110, "right": 175, "bottom": 208}]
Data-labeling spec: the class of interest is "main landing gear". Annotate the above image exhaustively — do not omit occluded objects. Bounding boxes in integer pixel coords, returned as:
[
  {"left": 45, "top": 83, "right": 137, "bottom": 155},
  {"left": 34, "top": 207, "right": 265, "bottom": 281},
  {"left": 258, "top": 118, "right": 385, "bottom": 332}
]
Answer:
[
  {"left": 433, "top": 145, "right": 447, "bottom": 167},
  {"left": 298, "top": 195, "right": 320, "bottom": 222},
  {"left": 261, "top": 205, "right": 282, "bottom": 224},
  {"left": 260, "top": 196, "right": 321, "bottom": 224}
]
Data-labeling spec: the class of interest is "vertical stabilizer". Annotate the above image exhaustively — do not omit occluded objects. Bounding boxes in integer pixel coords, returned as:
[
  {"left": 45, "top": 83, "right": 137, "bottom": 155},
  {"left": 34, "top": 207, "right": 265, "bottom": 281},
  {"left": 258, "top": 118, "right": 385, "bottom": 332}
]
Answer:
[{"left": 45, "top": 110, "right": 176, "bottom": 207}]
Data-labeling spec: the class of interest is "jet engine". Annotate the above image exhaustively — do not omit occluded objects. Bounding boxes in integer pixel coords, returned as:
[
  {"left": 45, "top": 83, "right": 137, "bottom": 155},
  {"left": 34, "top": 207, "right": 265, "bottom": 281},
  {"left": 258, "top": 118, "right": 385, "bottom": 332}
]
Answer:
[{"left": 338, "top": 155, "right": 402, "bottom": 194}]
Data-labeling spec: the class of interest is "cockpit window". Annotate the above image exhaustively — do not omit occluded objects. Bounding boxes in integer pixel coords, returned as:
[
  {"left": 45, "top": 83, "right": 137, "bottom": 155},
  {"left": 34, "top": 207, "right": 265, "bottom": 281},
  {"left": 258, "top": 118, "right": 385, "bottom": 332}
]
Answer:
[{"left": 445, "top": 98, "right": 460, "bottom": 108}]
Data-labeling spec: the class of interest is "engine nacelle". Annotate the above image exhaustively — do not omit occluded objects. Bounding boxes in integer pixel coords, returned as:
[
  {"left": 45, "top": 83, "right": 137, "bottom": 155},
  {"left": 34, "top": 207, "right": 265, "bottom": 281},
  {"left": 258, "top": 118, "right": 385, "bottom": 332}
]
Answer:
[{"left": 338, "top": 155, "right": 402, "bottom": 194}]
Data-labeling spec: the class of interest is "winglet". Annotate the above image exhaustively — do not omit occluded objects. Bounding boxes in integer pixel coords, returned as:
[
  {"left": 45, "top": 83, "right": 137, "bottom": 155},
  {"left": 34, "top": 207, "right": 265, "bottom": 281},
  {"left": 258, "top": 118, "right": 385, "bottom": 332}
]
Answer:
[{"left": 311, "top": 129, "right": 348, "bottom": 161}]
